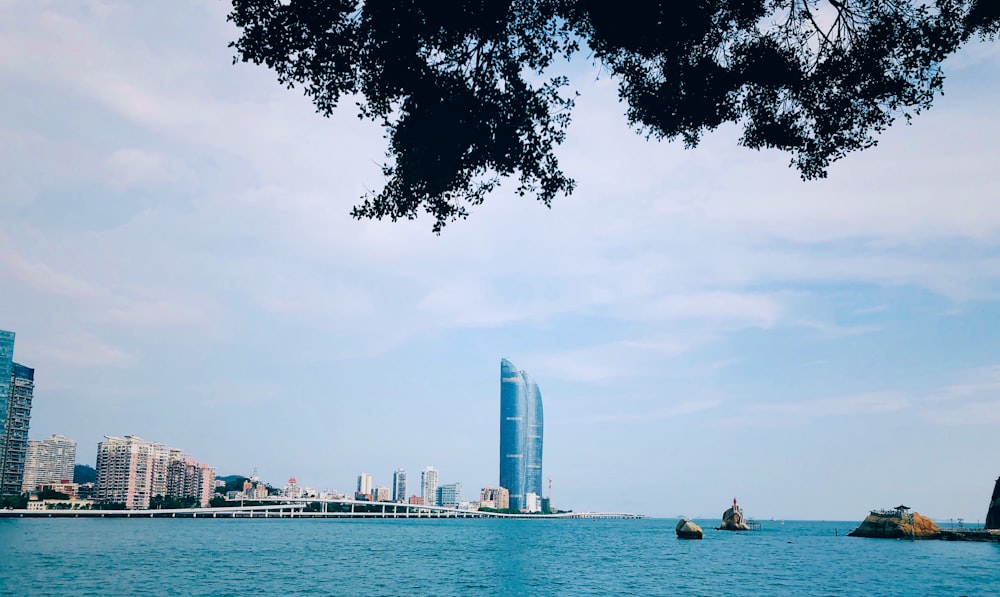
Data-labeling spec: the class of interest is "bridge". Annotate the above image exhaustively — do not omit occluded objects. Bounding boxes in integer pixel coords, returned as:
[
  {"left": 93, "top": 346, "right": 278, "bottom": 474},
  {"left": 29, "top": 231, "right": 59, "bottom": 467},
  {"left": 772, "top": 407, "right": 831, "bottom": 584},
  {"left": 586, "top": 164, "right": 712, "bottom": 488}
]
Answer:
[{"left": 0, "top": 498, "right": 644, "bottom": 520}]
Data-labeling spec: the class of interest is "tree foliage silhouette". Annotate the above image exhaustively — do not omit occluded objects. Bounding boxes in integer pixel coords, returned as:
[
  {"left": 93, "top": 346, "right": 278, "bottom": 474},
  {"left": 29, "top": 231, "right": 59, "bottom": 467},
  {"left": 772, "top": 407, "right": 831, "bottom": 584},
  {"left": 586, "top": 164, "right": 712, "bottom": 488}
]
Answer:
[{"left": 229, "top": 0, "right": 999, "bottom": 232}]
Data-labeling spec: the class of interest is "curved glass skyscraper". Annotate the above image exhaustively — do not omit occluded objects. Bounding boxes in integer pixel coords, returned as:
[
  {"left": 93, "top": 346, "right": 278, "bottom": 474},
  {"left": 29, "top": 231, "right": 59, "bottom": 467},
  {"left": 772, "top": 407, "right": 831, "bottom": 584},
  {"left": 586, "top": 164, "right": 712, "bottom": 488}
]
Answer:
[{"left": 499, "top": 358, "right": 543, "bottom": 511}]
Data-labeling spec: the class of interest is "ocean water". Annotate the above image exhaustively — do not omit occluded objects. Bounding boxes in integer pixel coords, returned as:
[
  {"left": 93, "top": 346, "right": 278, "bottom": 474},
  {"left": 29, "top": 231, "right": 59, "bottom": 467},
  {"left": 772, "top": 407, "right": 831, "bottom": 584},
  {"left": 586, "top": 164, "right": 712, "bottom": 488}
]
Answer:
[{"left": 1, "top": 518, "right": 998, "bottom": 596}]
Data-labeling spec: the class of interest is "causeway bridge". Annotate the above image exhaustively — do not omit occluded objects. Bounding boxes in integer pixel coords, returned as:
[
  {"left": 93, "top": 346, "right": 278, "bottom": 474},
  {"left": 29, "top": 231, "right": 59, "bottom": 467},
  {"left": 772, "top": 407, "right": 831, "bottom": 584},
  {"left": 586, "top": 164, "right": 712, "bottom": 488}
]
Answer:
[{"left": 0, "top": 498, "right": 644, "bottom": 520}]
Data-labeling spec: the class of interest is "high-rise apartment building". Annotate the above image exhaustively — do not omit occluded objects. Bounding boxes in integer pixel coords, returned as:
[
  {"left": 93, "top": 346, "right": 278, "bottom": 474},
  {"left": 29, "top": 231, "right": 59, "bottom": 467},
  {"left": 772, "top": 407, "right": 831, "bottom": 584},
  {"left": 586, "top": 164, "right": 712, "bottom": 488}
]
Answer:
[
  {"left": 0, "top": 332, "right": 34, "bottom": 497},
  {"left": 392, "top": 469, "right": 407, "bottom": 503},
  {"left": 22, "top": 434, "right": 77, "bottom": 491},
  {"left": 421, "top": 466, "right": 439, "bottom": 506},
  {"left": 499, "top": 358, "right": 544, "bottom": 511},
  {"left": 95, "top": 435, "right": 171, "bottom": 509},
  {"left": 96, "top": 436, "right": 213, "bottom": 509},
  {"left": 166, "top": 453, "right": 217, "bottom": 507},
  {"left": 480, "top": 486, "right": 510, "bottom": 510},
  {"left": 357, "top": 472, "right": 373, "bottom": 496}
]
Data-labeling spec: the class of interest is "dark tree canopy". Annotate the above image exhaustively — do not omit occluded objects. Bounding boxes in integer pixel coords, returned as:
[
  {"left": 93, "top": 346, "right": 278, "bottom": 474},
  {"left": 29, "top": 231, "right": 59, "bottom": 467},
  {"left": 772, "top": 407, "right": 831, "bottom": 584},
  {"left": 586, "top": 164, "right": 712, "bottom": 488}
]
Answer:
[{"left": 229, "top": 1, "right": 999, "bottom": 232}]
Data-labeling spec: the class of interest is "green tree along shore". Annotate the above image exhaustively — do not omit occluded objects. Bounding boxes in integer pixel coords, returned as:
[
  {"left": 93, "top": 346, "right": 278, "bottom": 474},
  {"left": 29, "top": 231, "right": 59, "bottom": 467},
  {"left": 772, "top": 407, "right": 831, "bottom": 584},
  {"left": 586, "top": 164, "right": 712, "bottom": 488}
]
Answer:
[{"left": 229, "top": 0, "right": 1000, "bottom": 232}]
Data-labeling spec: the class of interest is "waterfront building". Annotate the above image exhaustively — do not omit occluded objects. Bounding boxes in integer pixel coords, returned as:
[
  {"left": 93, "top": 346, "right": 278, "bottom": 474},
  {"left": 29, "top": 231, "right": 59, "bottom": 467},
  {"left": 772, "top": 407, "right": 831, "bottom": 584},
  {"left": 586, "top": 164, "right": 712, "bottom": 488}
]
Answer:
[
  {"left": 282, "top": 477, "right": 303, "bottom": 498},
  {"left": 499, "top": 358, "right": 544, "bottom": 511},
  {"left": 0, "top": 362, "right": 34, "bottom": 496},
  {"left": 525, "top": 492, "right": 540, "bottom": 513},
  {"left": 392, "top": 468, "right": 407, "bottom": 503},
  {"left": 357, "top": 472, "right": 373, "bottom": 495},
  {"left": 479, "top": 486, "right": 509, "bottom": 510},
  {"left": 22, "top": 434, "right": 76, "bottom": 492},
  {"left": 95, "top": 435, "right": 212, "bottom": 508},
  {"left": 0, "top": 330, "right": 13, "bottom": 497},
  {"left": 375, "top": 486, "right": 390, "bottom": 502},
  {"left": 421, "top": 466, "right": 439, "bottom": 506},
  {"left": 408, "top": 494, "right": 423, "bottom": 505},
  {"left": 95, "top": 435, "right": 170, "bottom": 508},
  {"left": 166, "top": 453, "right": 216, "bottom": 507},
  {"left": 436, "top": 482, "right": 462, "bottom": 508},
  {"left": 37, "top": 480, "right": 79, "bottom": 499}
]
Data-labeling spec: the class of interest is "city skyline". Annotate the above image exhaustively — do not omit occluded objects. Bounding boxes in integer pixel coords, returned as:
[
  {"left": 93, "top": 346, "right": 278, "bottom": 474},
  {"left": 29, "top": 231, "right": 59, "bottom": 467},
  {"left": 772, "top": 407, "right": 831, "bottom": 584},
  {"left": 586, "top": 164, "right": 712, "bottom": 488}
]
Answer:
[{"left": 2, "top": 2, "right": 1000, "bottom": 521}]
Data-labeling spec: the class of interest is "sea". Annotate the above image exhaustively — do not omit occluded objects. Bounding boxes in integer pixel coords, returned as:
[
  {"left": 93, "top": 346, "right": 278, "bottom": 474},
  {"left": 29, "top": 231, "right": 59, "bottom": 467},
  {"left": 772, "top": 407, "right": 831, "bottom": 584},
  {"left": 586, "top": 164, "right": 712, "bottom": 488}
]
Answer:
[{"left": 1, "top": 518, "right": 998, "bottom": 596}]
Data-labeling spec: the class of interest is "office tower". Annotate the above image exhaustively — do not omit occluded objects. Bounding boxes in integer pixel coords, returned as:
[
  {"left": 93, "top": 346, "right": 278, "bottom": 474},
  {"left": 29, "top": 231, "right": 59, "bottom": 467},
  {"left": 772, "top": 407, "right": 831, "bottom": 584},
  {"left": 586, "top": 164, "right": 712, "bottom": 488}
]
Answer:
[
  {"left": 374, "top": 486, "right": 390, "bottom": 502},
  {"left": 1, "top": 361, "right": 34, "bottom": 496},
  {"left": 0, "top": 332, "right": 13, "bottom": 479},
  {"left": 357, "top": 472, "right": 373, "bottom": 495},
  {"left": 22, "top": 434, "right": 77, "bottom": 492},
  {"left": 499, "top": 358, "right": 544, "bottom": 511},
  {"left": 95, "top": 435, "right": 171, "bottom": 509},
  {"left": 436, "top": 482, "right": 462, "bottom": 508},
  {"left": 421, "top": 466, "right": 439, "bottom": 506},
  {"left": 392, "top": 469, "right": 407, "bottom": 503}
]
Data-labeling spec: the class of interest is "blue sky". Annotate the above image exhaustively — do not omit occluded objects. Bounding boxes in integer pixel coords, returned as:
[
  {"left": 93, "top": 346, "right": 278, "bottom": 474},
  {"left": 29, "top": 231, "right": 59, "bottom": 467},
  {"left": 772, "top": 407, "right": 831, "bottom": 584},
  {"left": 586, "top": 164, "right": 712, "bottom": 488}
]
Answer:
[{"left": 2, "top": 1, "right": 999, "bottom": 521}]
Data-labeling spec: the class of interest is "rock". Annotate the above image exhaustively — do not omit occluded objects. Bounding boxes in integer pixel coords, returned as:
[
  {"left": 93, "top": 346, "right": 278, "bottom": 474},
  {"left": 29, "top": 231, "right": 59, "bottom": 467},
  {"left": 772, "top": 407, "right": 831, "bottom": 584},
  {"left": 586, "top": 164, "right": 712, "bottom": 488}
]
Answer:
[
  {"left": 986, "top": 476, "right": 1000, "bottom": 530},
  {"left": 848, "top": 509, "right": 940, "bottom": 539},
  {"left": 676, "top": 519, "right": 703, "bottom": 539},
  {"left": 718, "top": 502, "right": 749, "bottom": 531}
]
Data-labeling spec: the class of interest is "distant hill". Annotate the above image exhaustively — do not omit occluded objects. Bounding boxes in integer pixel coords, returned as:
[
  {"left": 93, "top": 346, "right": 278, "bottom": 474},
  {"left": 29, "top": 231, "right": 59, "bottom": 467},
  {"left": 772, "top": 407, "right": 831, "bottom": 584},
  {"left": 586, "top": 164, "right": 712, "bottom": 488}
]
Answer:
[
  {"left": 217, "top": 475, "right": 251, "bottom": 493},
  {"left": 74, "top": 464, "right": 96, "bottom": 484}
]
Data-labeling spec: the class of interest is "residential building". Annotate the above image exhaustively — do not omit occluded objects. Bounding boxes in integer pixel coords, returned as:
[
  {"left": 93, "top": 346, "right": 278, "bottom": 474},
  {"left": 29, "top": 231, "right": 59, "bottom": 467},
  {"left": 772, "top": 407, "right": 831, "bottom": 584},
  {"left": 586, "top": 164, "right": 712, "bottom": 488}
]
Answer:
[
  {"left": 499, "top": 358, "right": 544, "bottom": 512},
  {"left": 22, "top": 434, "right": 76, "bottom": 492},
  {"left": 436, "top": 482, "right": 462, "bottom": 508},
  {"left": 357, "top": 472, "right": 373, "bottom": 495},
  {"left": 95, "top": 435, "right": 170, "bottom": 508},
  {"left": 392, "top": 468, "right": 407, "bottom": 503},
  {"left": 95, "top": 435, "right": 212, "bottom": 509},
  {"left": 166, "top": 453, "right": 216, "bottom": 507},
  {"left": 355, "top": 472, "right": 374, "bottom": 501},
  {"left": 375, "top": 486, "right": 390, "bottom": 502},
  {"left": 480, "top": 486, "right": 509, "bottom": 510},
  {"left": 408, "top": 494, "right": 423, "bottom": 505},
  {"left": 0, "top": 362, "right": 34, "bottom": 496},
  {"left": 421, "top": 466, "right": 439, "bottom": 506}
]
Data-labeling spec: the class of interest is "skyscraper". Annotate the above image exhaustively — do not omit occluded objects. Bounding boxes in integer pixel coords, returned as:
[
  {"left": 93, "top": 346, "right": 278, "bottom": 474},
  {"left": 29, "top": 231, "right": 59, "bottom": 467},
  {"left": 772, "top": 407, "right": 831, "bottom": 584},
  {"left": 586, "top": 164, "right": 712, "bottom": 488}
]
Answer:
[
  {"left": 22, "top": 434, "right": 77, "bottom": 492},
  {"left": 421, "top": 466, "right": 439, "bottom": 506},
  {"left": 499, "top": 358, "right": 544, "bottom": 511},
  {"left": 357, "top": 472, "right": 373, "bottom": 498},
  {"left": 392, "top": 469, "right": 407, "bottom": 503},
  {"left": 1, "top": 359, "right": 34, "bottom": 497}
]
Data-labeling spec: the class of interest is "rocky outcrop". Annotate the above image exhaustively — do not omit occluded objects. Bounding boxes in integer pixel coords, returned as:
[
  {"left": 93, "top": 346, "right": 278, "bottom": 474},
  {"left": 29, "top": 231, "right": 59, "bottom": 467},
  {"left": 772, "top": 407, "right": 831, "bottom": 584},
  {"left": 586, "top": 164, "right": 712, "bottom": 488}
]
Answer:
[
  {"left": 718, "top": 502, "right": 749, "bottom": 531},
  {"left": 676, "top": 519, "right": 703, "bottom": 539},
  {"left": 848, "top": 510, "right": 940, "bottom": 539},
  {"left": 986, "top": 476, "right": 1000, "bottom": 530}
]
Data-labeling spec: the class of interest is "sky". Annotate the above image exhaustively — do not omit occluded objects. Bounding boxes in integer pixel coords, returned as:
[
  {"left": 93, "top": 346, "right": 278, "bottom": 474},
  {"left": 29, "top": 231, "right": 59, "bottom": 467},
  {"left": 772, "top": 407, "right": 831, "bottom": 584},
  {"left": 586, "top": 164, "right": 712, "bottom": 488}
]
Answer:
[{"left": 2, "top": 1, "right": 999, "bottom": 521}]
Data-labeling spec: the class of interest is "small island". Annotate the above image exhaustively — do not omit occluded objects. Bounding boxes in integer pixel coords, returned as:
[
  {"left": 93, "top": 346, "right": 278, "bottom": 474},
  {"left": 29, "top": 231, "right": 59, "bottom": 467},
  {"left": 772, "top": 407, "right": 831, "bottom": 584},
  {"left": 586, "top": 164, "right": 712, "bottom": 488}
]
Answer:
[
  {"left": 848, "top": 503, "right": 1000, "bottom": 542},
  {"left": 848, "top": 505, "right": 939, "bottom": 539},
  {"left": 717, "top": 498, "right": 750, "bottom": 531}
]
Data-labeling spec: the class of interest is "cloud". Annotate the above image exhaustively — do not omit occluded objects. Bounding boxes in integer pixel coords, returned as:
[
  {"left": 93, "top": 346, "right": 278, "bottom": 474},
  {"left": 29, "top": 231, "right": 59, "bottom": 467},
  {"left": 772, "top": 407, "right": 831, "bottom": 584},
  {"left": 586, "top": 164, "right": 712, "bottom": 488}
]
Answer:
[
  {"left": 562, "top": 399, "right": 723, "bottom": 425},
  {"left": 28, "top": 329, "right": 134, "bottom": 368},
  {"left": 105, "top": 148, "right": 175, "bottom": 188},
  {"left": 713, "top": 391, "right": 909, "bottom": 428}
]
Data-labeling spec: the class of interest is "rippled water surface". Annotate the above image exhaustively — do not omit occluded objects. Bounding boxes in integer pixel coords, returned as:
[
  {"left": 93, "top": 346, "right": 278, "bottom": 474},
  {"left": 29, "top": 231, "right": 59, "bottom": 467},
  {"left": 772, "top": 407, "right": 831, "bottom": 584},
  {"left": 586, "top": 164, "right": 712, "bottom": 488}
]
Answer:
[{"left": 2, "top": 518, "right": 998, "bottom": 595}]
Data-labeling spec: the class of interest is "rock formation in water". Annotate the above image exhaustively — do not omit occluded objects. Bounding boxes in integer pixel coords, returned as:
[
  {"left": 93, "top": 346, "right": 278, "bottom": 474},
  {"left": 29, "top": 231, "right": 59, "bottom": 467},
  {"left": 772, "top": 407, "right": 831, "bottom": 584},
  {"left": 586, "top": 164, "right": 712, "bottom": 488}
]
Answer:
[
  {"left": 848, "top": 507, "right": 940, "bottom": 539},
  {"left": 718, "top": 499, "right": 750, "bottom": 531},
  {"left": 986, "top": 476, "right": 1000, "bottom": 530},
  {"left": 676, "top": 519, "right": 703, "bottom": 539}
]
